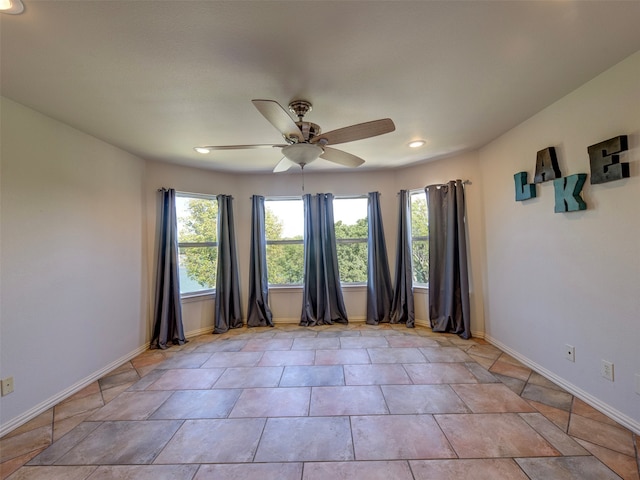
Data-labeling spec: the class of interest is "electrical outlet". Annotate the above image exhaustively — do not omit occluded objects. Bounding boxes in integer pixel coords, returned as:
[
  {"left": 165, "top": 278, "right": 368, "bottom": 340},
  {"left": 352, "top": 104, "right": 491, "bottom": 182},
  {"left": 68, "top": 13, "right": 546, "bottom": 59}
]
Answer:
[
  {"left": 564, "top": 344, "right": 575, "bottom": 362},
  {"left": 1, "top": 376, "right": 14, "bottom": 396},
  {"left": 635, "top": 374, "right": 640, "bottom": 395},
  {"left": 601, "top": 361, "right": 614, "bottom": 382}
]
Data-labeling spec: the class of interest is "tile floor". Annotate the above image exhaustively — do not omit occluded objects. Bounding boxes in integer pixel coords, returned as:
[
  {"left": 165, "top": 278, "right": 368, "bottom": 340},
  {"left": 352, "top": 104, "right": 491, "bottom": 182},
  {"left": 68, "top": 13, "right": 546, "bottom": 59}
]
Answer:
[{"left": 1, "top": 323, "right": 638, "bottom": 479}]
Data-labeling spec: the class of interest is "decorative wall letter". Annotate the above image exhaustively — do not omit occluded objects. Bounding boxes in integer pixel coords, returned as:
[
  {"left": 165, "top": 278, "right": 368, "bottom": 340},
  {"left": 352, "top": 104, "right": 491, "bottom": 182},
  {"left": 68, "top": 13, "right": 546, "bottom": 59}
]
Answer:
[
  {"left": 588, "top": 135, "right": 629, "bottom": 184},
  {"left": 553, "top": 174, "right": 587, "bottom": 213},
  {"left": 534, "top": 147, "right": 561, "bottom": 183},
  {"left": 514, "top": 172, "right": 536, "bottom": 201}
]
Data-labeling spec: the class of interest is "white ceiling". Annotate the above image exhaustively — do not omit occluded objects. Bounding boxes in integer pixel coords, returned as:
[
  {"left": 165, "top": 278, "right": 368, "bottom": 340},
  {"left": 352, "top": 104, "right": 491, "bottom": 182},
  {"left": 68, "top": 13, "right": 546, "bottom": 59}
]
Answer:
[{"left": 2, "top": 1, "right": 640, "bottom": 173}]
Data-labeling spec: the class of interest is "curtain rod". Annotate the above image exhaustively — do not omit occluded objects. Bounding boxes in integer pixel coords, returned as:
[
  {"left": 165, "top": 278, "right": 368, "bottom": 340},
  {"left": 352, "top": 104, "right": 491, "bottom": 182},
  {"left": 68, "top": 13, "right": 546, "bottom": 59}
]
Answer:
[{"left": 425, "top": 180, "right": 472, "bottom": 188}]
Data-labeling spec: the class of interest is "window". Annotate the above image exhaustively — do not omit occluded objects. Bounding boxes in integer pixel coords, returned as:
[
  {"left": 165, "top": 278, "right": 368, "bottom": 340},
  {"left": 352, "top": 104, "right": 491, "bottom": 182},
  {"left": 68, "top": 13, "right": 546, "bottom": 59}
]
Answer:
[
  {"left": 411, "top": 190, "right": 429, "bottom": 285},
  {"left": 334, "top": 196, "right": 368, "bottom": 284},
  {"left": 264, "top": 198, "right": 304, "bottom": 285},
  {"left": 176, "top": 193, "right": 217, "bottom": 295}
]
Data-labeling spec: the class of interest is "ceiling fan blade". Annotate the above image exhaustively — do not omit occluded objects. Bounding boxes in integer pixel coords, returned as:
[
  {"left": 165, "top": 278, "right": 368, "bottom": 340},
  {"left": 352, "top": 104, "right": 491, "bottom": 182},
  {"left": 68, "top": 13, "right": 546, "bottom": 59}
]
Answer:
[
  {"left": 320, "top": 147, "right": 365, "bottom": 168},
  {"left": 252, "top": 99, "right": 303, "bottom": 143},
  {"left": 312, "top": 118, "right": 395, "bottom": 146},
  {"left": 273, "top": 157, "right": 296, "bottom": 173},
  {"left": 198, "top": 144, "right": 287, "bottom": 151}
]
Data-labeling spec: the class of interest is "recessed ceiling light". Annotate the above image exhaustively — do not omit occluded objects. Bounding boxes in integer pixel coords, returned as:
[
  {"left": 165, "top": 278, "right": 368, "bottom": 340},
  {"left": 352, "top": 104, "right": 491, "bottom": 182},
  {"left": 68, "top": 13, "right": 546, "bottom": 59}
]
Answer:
[
  {"left": 409, "top": 140, "right": 426, "bottom": 148},
  {"left": 0, "top": 0, "right": 24, "bottom": 14},
  {"left": 194, "top": 147, "right": 211, "bottom": 154}
]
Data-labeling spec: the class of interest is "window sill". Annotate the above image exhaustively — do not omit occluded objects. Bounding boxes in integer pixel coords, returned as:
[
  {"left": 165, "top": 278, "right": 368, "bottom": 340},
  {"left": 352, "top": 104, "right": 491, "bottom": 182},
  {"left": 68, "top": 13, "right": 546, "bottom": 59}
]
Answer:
[
  {"left": 413, "top": 285, "right": 429, "bottom": 294},
  {"left": 181, "top": 291, "right": 215, "bottom": 303}
]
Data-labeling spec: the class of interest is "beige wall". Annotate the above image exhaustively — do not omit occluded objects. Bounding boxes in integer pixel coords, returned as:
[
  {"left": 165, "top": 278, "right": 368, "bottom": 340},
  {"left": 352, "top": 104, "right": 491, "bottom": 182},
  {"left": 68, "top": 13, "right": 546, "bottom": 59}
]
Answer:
[
  {"left": 0, "top": 98, "right": 147, "bottom": 432},
  {"left": 478, "top": 51, "right": 640, "bottom": 430}
]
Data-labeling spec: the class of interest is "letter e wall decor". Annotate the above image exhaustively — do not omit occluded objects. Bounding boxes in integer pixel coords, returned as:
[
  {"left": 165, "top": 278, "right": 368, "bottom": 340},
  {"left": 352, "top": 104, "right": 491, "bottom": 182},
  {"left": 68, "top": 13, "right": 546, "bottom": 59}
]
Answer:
[{"left": 588, "top": 135, "right": 629, "bottom": 184}]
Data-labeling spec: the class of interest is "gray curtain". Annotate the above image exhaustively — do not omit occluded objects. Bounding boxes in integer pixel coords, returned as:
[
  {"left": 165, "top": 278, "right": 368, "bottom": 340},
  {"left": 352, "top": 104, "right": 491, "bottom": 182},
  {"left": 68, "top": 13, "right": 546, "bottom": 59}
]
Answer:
[
  {"left": 426, "top": 180, "right": 471, "bottom": 339},
  {"left": 390, "top": 190, "right": 415, "bottom": 327},
  {"left": 214, "top": 195, "right": 243, "bottom": 333},
  {"left": 151, "top": 188, "right": 187, "bottom": 349},
  {"left": 247, "top": 195, "right": 274, "bottom": 327},
  {"left": 366, "top": 191, "right": 393, "bottom": 324},
  {"left": 300, "top": 193, "right": 348, "bottom": 326}
]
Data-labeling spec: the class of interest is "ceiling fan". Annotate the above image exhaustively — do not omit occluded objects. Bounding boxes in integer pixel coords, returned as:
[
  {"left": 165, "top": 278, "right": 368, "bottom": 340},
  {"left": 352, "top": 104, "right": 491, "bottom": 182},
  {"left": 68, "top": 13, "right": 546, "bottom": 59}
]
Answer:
[{"left": 195, "top": 99, "right": 396, "bottom": 172}]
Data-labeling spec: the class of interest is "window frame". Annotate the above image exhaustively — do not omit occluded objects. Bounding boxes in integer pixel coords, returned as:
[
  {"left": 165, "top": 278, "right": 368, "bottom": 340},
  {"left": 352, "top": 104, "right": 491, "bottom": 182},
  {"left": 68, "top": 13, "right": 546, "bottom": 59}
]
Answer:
[
  {"left": 333, "top": 195, "right": 369, "bottom": 285},
  {"left": 176, "top": 192, "right": 218, "bottom": 298},
  {"left": 264, "top": 196, "right": 305, "bottom": 287},
  {"left": 410, "top": 189, "right": 429, "bottom": 288}
]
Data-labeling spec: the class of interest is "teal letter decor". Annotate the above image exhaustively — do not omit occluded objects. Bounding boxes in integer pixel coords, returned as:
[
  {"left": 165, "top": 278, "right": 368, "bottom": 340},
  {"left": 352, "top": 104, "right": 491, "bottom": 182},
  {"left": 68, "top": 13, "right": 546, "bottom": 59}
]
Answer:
[
  {"left": 514, "top": 172, "right": 536, "bottom": 201},
  {"left": 553, "top": 174, "right": 587, "bottom": 213}
]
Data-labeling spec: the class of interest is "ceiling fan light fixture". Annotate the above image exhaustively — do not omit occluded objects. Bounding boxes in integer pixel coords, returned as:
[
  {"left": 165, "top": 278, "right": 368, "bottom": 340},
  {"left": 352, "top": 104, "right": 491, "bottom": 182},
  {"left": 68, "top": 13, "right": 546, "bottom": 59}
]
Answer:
[
  {"left": 0, "top": 0, "right": 24, "bottom": 14},
  {"left": 282, "top": 143, "right": 323, "bottom": 166},
  {"left": 194, "top": 147, "right": 211, "bottom": 154},
  {"left": 409, "top": 140, "right": 426, "bottom": 148}
]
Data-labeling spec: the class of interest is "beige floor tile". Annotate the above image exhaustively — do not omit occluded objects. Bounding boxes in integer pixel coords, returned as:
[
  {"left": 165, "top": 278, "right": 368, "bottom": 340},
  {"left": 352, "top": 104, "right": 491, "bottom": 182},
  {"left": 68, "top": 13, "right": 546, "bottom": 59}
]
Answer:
[
  {"left": 87, "top": 464, "right": 198, "bottom": 480},
  {"left": 382, "top": 385, "right": 469, "bottom": 414},
  {"left": 352, "top": 414, "right": 456, "bottom": 460},
  {"left": 254, "top": 417, "right": 353, "bottom": 462},
  {"left": 146, "top": 368, "right": 225, "bottom": 390},
  {"left": 149, "top": 389, "right": 241, "bottom": 419},
  {"left": 575, "top": 437, "right": 640, "bottom": 480},
  {"left": 420, "top": 347, "right": 473, "bottom": 363},
  {"left": 88, "top": 391, "right": 173, "bottom": 421},
  {"left": 515, "top": 456, "right": 621, "bottom": 480},
  {"left": 518, "top": 413, "right": 588, "bottom": 456},
  {"left": 303, "top": 460, "right": 413, "bottom": 480},
  {"left": 452, "top": 384, "right": 536, "bottom": 413},
  {"left": 0, "top": 426, "right": 52, "bottom": 463},
  {"left": 154, "top": 419, "right": 266, "bottom": 464},
  {"left": 2, "top": 411, "right": 53, "bottom": 440},
  {"left": 489, "top": 360, "right": 531, "bottom": 382},
  {"left": 368, "top": 347, "right": 427, "bottom": 364},
  {"left": 410, "top": 459, "right": 530, "bottom": 479},
  {"left": 0, "top": 447, "right": 47, "bottom": 480},
  {"left": 571, "top": 397, "right": 623, "bottom": 428},
  {"left": 259, "top": 349, "right": 315, "bottom": 366},
  {"left": 344, "top": 364, "right": 411, "bottom": 385},
  {"left": 526, "top": 399, "right": 571, "bottom": 432},
  {"left": 435, "top": 413, "right": 560, "bottom": 458},
  {"left": 196, "top": 463, "right": 302, "bottom": 480},
  {"left": 230, "top": 387, "right": 311, "bottom": 417},
  {"left": 404, "top": 363, "right": 478, "bottom": 384},
  {"left": 3, "top": 466, "right": 98, "bottom": 480},
  {"left": 310, "top": 386, "right": 388, "bottom": 416},
  {"left": 568, "top": 414, "right": 635, "bottom": 456}
]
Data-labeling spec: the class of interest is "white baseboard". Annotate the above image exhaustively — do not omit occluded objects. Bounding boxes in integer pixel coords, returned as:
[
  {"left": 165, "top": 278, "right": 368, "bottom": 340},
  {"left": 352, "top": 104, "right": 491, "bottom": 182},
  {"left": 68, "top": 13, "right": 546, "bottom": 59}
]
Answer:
[
  {"left": 0, "top": 343, "right": 149, "bottom": 438},
  {"left": 485, "top": 334, "right": 640, "bottom": 435}
]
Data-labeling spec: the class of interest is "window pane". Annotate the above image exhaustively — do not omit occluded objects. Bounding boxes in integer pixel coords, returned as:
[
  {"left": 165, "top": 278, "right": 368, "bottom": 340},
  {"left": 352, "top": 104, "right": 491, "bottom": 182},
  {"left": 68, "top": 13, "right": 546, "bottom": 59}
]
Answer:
[
  {"left": 266, "top": 244, "right": 304, "bottom": 285},
  {"left": 336, "top": 242, "right": 368, "bottom": 283},
  {"left": 265, "top": 198, "right": 304, "bottom": 285},
  {"left": 176, "top": 196, "right": 217, "bottom": 243},
  {"left": 176, "top": 194, "right": 217, "bottom": 295},
  {"left": 179, "top": 246, "right": 217, "bottom": 293},
  {"left": 412, "top": 240, "right": 429, "bottom": 284},
  {"left": 334, "top": 197, "right": 368, "bottom": 283},
  {"left": 411, "top": 192, "right": 429, "bottom": 285},
  {"left": 265, "top": 199, "right": 303, "bottom": 240}
]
